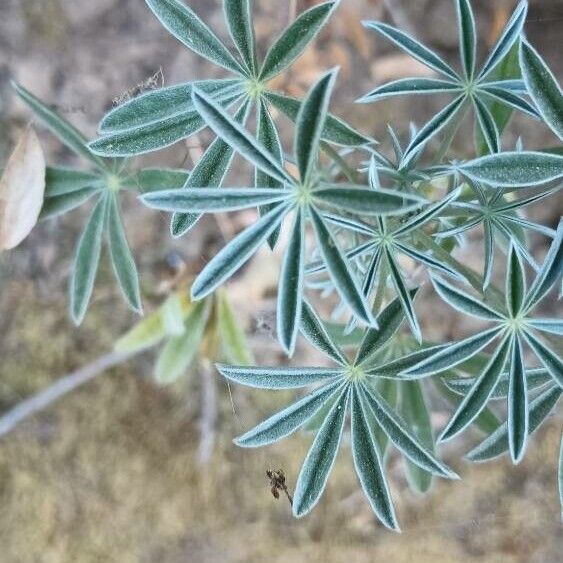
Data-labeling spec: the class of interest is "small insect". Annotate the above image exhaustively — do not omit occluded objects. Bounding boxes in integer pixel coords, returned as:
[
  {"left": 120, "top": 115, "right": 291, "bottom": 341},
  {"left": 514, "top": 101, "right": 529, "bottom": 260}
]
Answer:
[{"left": 266, "top": 468, "right": 293, "bottom": 506}]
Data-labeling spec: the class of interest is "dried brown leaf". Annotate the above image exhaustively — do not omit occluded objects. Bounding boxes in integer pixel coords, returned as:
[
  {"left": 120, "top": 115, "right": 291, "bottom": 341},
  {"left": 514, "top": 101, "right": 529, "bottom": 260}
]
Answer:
[{"left": 0, "top": 127, "right": 46, "bottom": 250}]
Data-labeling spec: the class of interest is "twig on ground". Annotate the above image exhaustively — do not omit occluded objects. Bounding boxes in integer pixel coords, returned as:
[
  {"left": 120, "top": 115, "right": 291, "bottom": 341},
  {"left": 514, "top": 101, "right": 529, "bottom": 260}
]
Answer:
[{"left": 0, "top": 351, "right": 132, "bottom": 438}]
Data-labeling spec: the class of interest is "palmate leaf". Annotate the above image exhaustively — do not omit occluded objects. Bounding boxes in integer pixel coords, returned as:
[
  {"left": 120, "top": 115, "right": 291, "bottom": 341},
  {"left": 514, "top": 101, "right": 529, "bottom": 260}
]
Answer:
[
  {"left": 519, "top": 38, "right": 563, "bottom": 140},
  {"left": 293, "top": 387, "right": 349, "bottom": 517},
  {"left": 106, "top": 193, "right": 142, "bottom": 313},
  {"left": 260, "top": 1, "right": 338, "bottom": 82},
  {"left": 145, "top": 0, "right": 246, "bottom": 75},
  {"left": 70, "top": 195, "right": 107, "bottom": 324},
  {"left": 350, "top": 385, "right": 399, "bottom": 531},
  {"left": 278, "top": 209, "right": 305, "bottom": 355},
  {"left": 466, "top": 383, "right": 561, "bottom": 462},
  {"left": 295, "top": 68, "right": 337, "bottom": 184}
]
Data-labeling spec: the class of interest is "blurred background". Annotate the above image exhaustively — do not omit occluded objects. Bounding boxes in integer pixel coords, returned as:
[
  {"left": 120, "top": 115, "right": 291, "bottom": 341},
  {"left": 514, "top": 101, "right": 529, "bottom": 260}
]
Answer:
[{"left": 1, "top": 0, "right": 562, "bottom": 561}]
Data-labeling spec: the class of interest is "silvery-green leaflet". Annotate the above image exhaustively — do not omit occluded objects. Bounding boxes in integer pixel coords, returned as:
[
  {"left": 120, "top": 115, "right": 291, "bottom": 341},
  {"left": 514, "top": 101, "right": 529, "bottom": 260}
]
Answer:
[{"left": 10, "top": 0, "right": 563, "bottom": 531}]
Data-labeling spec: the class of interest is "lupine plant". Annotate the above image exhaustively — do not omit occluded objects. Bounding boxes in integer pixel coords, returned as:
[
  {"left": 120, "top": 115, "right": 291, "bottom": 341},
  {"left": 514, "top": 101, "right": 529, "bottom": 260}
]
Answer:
[{"left": 9, "top": 0, "right": 563, "bottom": 532}]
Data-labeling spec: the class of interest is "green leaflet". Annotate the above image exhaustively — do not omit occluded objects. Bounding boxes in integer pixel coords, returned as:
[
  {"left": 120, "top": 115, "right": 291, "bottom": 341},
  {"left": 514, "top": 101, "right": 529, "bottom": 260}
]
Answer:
[
  {"left": 235, "top": 380, "right": 345, "bottom": 447},
  {"left": 300, "top": 300, "right": 348, "bottom": 366},
  {"left": 478, "top": 1, "right": 527, "bottom": 78},
  {"left": 460, "top": 152, "right": 563, "bottom": 187},
  {"left": 506, "top": 246, "right": 525, "bottom": 317},
  {"left": 559, "top": 433, "right": 563, "bottom": 521},
  {"left": 217, "top": 291, "right": 254, "bottom": 365},
  {"left": 309, "top": 207, "right": 374, "bottom": 327},
  {"left": 171, "top": 100, "right": 251, "bottom": 238},
  {"left": 358, "top": 78, "right": 461, "bottom": 104},
  {"left": 439, "top": 333, "right": 512, "bottom": 443},
  {"left": 404, "top": 326, "right": 503, "bottom": 377},
  {"left": 192, "top": 87, "right": 293, "bottom": 185},
  {"left": 522, "top": 331, "right": 563, "bottom": 388},
  {"left": 44, "top": 167, "right": 101, "bottom": 197},
  {"left": 350, "top": 385, "right": 399, "bottom": 530},
  {"left": 466, "top": 384, "right": 562, "bottom": 462},
  {"left": 508, "top": 336, "right": 528, "bottom": 463},
  {"left": 403, "top": 95, "right": 466, "bottom": 164},
  {"left": 456, "top": 0, "right": 476, "bottom": 80},
  {"left": 223, "top": 0, "right": 256, "bottom": 75},
  {"left": 70, "top": 195, "right": 108, "bottom": 324},
  {"left": 363, "top": 22, "right": 459, "bottom": 81},
  {"left": 154, "top": 300, "right": 209, "bottom": 384},
  {"left": 433, "top": 378, "right": 501, "bottom": 436},
  {"left": 400, "top": 381, "right": 434, "bottom": 494},
  {"left": 314, "top": 185, "right": 424, "bottom": 216},
  {"left": 218, "top": 364, "right": 343, "bottom": 390},
  {"left": 473, "top": 95, "right": 500, "bottom": 153},
  {"left": 293, "top": 386, "right": 349, "bottom": 517},
  {"left": 260, "top": 1, "right": 337, "bottom": 81},
  {"left": 385, "top": 247, "right": 421, "bottom": 342},
  {"left": 40, "top": 188, "right": 99, "bottom": 220},
  {"left": 264, "top": 91, "right": 370, "bottom": 146},
  {"left": 359, "top": 383, "right": 457, "bottom": 479},
  {"left": 98, "top": 79, "right": 243, "bottom": 133},
  {"left": 520, "top": 39, "right": 563, "bottom": 140},
  {"left": 106, "top": 194, "right": 142, "bottom": 314},
  {"left": 277, "top": 209, "right": 305, "bottom": 355},
  {"left": 191, "top": 202, "right": 291, "bottom": 300},
  {"left": 524, "top": 220, "right": 563, "bottom": 311},
  {"left": 142, "top": 187, "right": 290, "bottom": 213},
  {"left": 255, "top": 99, "right": 284, "bottom": 249},
  {"left": 444, "top": 368, "right": 551, "bottom": 399},
  {"left": 295, "top": 69, "right": 337, "bottom": 184},
  {"left": 90, "top": 109, "right": 207, "bottom": 157},
  {"left": 431, "top": 276, "right": 504, "bottom": 321},
  {"left": 12, "top": 82, "right": 108, "bottom": 171},
  {"left": 356, "top": 289, "right": 419, "bottom": 367},
  {"left": 145, "top": 0, "right": 246, "bottom": 75}
]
